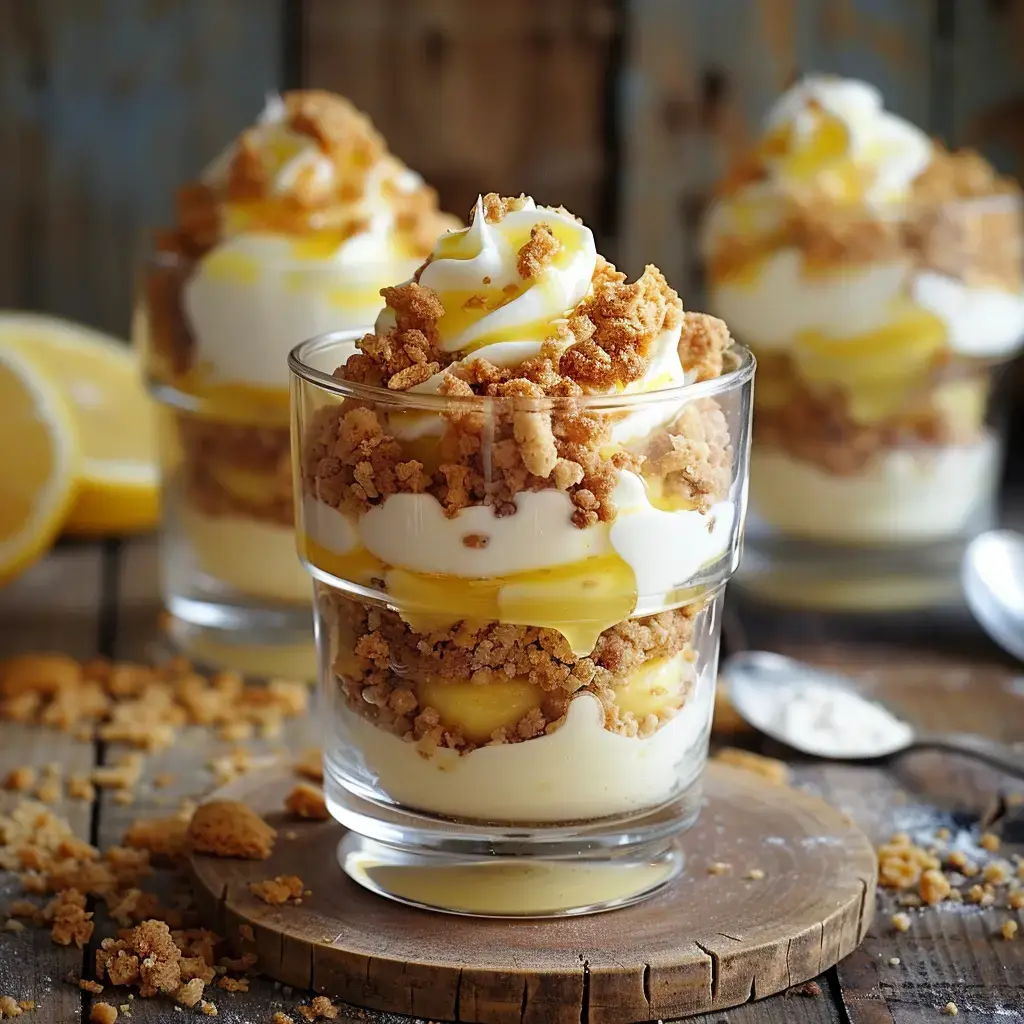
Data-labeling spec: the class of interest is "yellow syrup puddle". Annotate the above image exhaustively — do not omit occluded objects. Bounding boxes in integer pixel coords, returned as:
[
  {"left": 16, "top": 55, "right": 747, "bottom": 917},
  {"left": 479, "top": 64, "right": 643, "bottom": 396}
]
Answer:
[{"left": 351, "top": 857, "right": 676, "bottom": 916}]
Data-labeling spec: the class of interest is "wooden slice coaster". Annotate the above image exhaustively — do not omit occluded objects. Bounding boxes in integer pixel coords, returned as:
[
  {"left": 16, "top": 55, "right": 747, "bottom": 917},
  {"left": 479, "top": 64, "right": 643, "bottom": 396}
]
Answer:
[{"left": 189, "top": 763, "right": 876, "bottom": 1024}]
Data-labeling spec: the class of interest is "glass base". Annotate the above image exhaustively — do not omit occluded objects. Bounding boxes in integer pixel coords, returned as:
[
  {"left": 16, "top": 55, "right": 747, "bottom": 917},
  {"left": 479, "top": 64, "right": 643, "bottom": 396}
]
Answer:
[
  {"left": 339, "top": 833, "right": 683, "bottom": 918},
  {"left": 166, "top": 611, "right": 317, "bottom": 680},
  {"left": 323, "top": 759, "right": 701, "bottom": 917},
  {"left": 735, "top": 529, "right": 971, "bottom": 614}
]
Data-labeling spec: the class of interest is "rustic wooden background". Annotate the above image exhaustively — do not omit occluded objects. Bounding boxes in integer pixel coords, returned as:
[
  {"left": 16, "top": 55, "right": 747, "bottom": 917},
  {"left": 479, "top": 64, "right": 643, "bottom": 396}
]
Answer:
[{"left": 2, "top": 0, "right": 1023, "bottom": 338}]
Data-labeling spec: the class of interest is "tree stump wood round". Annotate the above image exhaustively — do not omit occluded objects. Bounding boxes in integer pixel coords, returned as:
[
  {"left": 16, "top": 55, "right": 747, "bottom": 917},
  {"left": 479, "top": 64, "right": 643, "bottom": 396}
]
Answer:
[{"left": 188, "top": 763, "right": 876, "bottom": 1024}]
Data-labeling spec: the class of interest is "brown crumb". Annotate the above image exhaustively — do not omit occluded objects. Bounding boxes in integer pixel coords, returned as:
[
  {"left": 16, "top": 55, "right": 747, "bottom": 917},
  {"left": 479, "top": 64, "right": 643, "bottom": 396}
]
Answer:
[
  {"left": 34, "top": 777, "right": 62, "bottom": 804},
  {"left": 2, "top": 920, "right": 25, "bottom": 934},
  {"left": 919, "top": 868, "right": 951, "bottom": 906},
  {"left": 48, "top": 889, "right": 95, "bottom": 948},
  {"left": 713, "top": 747, "right": 789, "bottom": 785},
  {"left": 1002, "top": 919, "right": 1019, "bottom": 940},
  {"left": 982, "top": 861, "right": 1010, "bottom": 886},
  {"left": 152, "top": 773, "right": 175, "bottom": 790},
  {"left": 66, "top": 775, "right": 96, "bottom": 802},
  {"left": 199, "top": 1001, "right": 217, "bottom": 1016},
  {"left": 891, "top": 912, "right": 911, "bottom": 932},
  {"left": 217, "top": 721, "right": 254, "bottom": 742},
  {"left": 123, "top": 817, "right": 189, "bottom": 863},
  {"left": 175, "top": 979, "right": 205, "bottom": 1008},
  {"left": 284, "top": 784, "right": 329, "bottom": 821},
  {"left": 787, "top": 981, "right": 822, "bottom": 997},
  {"left": 0, "top": 997, "right": 23, "bottom": 1019},
  {"left": 238, "top": 924, "right": 255, "bottom": 943},
  {"left": 1009, "top": 890, "right": 1024, "bottom": 910},
  {"left": 216, "top": 977, "right": 248, "bottom": 993},
  {"left": 516, "top": 223, "right": 561, "bottom": 279},
  {"left": 186, "top": 802, "right": 276, "bottom": 860},
  {"left": 79, "top": 981, "right": 104, "bottom": 994},
  {"left": 980, "top": 832, "right": 1001, "bottom": 852},
  {"left": 708, "top": 861, "right": 731, "bottom": 875},
  {"left": 296, "top": 997, "right": 338, "bottom": 1021},
  {"left": 272, "top": 1015, "right": 294, "bottom": 1024},
  {"left": 294, "top": 748, "right": 323, "bottom": 782},
  {"left": 7, "top": 901, "right": 36, "bottom": 918},
  {"left": 249, "top": 876, "right": 304, "bottom": 906},
  {"left": 3, "top": 767, "right": 37, "bottom": 792},
  {"left": 90, "top": 1004, "right": 117, "bottom": 1024}
]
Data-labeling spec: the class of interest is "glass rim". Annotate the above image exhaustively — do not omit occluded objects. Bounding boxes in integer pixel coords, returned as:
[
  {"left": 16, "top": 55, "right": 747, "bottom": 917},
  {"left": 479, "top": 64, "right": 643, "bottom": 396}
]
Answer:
[{"left": 288, "top": 329, "right": 756, "bottom": 410}]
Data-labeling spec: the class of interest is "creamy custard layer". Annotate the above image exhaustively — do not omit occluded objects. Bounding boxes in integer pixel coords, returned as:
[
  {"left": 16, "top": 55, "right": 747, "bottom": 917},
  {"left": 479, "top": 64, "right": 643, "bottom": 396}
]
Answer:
[{"left": 335, "top": 666, "right": 714, "bottom": 822}]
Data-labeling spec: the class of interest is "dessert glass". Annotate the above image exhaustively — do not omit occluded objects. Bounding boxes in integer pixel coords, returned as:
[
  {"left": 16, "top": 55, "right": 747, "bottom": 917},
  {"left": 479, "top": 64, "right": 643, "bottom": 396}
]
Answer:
[
  {"left": 704, "top": 77, "right": 1024, "bottom": 612},
  {"left": 137, "top": 91, "right": 456, "bottom": 662},
  {"left": 290, "top": 331, "right": 754, "bottom": 916}
]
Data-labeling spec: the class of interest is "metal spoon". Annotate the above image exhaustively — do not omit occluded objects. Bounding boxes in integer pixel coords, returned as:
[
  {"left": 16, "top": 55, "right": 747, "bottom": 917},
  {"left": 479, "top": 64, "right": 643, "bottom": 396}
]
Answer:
[
  {"left": 721, "top": 650, "right": 1024, "bottom": 780},
  {"left": 962, "top": 529, "right": 1024, "bottom": 663}
]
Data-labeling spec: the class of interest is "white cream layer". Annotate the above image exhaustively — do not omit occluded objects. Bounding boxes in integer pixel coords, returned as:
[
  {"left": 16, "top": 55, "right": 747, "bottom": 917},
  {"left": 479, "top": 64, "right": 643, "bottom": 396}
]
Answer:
[
  {"left": 340, "top": 668, "right": 714, "bottom": 822},
  {"left": 182, "top": 507, "right": 312, "bottom": 603},
  {"left": 751, "top": 437, "right": 1000, "bottom": 544},
  {"left": 185, "top": 234, "right": 414, "bottom": 389},
  {"left": 709, "top": 249, "right": 1024, "bottom": 360},
  {"left": 305, "top": 469, "right": 734, "bottom": 604}
]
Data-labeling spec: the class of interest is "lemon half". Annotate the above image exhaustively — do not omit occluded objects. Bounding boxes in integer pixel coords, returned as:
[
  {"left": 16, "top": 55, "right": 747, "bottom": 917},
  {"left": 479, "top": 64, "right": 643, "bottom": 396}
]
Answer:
[
  {"left": 0, "top": 347, "right": 80, "bottom": 584},
  {"left": 1, "top": 313, "right": 160, "bottom": 535}
]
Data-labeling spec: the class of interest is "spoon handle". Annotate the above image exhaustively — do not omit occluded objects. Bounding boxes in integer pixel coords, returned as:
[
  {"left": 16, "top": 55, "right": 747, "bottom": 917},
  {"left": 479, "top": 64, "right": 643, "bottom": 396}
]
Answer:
[{"left": 912, "top": 733, "right": 1024, "bottom": 781}]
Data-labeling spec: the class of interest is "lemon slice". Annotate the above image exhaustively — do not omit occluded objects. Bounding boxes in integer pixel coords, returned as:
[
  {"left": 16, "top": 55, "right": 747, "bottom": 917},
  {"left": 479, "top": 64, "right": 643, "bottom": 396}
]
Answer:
[
  {"left": 0, "top": 347, "right": 80, "bottom": 584},
  {"left": 0, "top": 313, "right": 160, "bottom": 535}
]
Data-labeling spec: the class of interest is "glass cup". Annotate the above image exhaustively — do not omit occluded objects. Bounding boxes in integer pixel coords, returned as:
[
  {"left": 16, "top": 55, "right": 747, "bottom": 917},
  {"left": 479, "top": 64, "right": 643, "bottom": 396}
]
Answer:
[
  {"left": 705, "top": 191, "right": 1024, "bottom": 614},
  {"left": 136, "top": 248, "right": 381, "bottom": 666},
  {"left": 290, "top": 331, "right": 754, "bottom": 916}
]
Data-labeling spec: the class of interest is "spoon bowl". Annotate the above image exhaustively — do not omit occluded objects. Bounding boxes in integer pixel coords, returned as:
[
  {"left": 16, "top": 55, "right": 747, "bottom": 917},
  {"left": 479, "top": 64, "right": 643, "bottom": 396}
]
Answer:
[
  {"left": 720, "top": 650, "right": 1024, "bottom": 779},
  {"left": 962, "top": 529, "right": 1024, "bottom": 663}
]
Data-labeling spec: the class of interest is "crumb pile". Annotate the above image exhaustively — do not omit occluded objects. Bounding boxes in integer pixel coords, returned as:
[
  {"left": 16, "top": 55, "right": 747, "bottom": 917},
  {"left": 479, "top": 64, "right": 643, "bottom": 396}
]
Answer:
[
  {"left": 1, "top": 673, "right": 330, "bottom": 1021},
  {"left": 877, "top": 824, "right": 1024, "bottom": 937},
  {"left": 0, "top": 653, "right": 308, "bottom": 807}
]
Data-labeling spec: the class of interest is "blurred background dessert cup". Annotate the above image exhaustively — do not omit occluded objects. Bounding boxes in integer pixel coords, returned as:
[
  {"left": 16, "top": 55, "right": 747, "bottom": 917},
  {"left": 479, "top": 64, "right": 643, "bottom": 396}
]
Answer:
[
  {"left": 136, "top": 91, "right": 457, "bottom": 664},
  {"left": 703, "top": 75, "right": 1024, "bottom": 614}
]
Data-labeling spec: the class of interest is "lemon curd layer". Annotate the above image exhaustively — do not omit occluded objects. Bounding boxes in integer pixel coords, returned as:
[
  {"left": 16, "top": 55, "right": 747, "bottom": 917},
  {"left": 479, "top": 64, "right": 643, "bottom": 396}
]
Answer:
[{"left": 304, "top": 536, "right": 637, "bottom": 657}]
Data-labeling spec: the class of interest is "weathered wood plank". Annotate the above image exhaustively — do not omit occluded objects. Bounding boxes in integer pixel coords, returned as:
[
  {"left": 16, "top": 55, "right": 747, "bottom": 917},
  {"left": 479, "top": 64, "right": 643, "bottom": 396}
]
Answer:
[
  {"left": 0, "top": 0, "right": 284, "bottom": 335},
  {"left": 949, "top": 0, "right": 1024, "bottom": 179},
  {"left": 0, "top": 543, "right": 105, "bottom": 1023},
  {"left": 301, "top": 0, "right": 617, "bottom": 233},
  {"left": 772, "top": 651, "right": 1024, "bottom": 1024}
]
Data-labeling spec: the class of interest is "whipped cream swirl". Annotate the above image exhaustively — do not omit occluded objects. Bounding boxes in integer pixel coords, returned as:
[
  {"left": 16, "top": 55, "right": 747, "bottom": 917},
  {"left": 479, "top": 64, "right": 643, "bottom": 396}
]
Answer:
[
  {"left": 416, "top": 196, "right": 598, "bottom": 354},
  {"left": 758, "top": 76, "right": 933, "bottom": 204}
]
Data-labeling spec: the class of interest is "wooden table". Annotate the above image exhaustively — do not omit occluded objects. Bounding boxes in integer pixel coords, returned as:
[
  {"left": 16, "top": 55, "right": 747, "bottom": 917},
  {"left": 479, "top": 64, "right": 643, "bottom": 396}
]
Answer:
[{"left": 2, "top": 537, "right": 1022, "bottom": 1023}]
